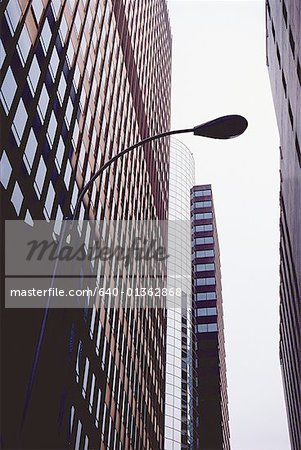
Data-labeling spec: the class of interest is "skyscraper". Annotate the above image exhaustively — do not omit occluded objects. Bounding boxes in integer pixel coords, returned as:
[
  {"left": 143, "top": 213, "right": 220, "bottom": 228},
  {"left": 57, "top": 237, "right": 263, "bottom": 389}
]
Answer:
[
  {"left": 0, "top": 1, "right": 172, "bottom": 449},
  {"left": 266, "top": 2, "right": 301, "bottom": 449},
  {"left": 191, "top": 184, "right": 230, "bottom": 450},
  {"left": 165, "top": 139, "right": 195, "bottom": 450}
]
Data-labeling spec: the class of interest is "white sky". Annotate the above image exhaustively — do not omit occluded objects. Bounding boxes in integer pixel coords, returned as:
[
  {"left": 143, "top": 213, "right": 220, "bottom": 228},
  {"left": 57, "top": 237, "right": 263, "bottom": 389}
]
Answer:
[{"left": 167, "top": 1, "right": 291, "bottom": 449}]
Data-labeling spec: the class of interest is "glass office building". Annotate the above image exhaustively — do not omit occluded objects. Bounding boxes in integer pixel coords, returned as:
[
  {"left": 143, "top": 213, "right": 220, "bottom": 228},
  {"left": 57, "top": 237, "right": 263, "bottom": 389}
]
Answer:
[
  {"left": 191, "top": 184, "right": 230, "bottom": 450},
  {"left": 165, "top": 139, "right": 195, "bottom": 450},
  {"left": 0, "top": 1, "right": 172, "bottom": 449},
  {"left": 266, "top": 2, "right": 301, "bottom": 449}
]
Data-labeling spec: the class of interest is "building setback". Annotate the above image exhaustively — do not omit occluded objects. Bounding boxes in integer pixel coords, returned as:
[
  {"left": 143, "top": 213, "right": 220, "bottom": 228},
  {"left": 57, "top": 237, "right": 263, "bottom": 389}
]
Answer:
[
  {"left": 191, "top": 184, "right": 230, "bottom": 450},
  {"left": 266, "top": 1, "right": 301, "bottom": 449},
  {"left": 0, "top": 1, "right": 172, "bottom": 449}
]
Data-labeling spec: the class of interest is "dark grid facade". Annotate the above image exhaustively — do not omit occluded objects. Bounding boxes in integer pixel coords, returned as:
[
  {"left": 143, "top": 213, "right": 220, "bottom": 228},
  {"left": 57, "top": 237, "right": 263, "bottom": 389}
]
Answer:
[
  {"left": 0, "top": 1, "right": 172, "bottom": 449},
  {"left": 266, "top": 2, "right": 301, "bottom": 449},
  {"left": 191, "top": 185, "right": 230, "bottom": 450}
]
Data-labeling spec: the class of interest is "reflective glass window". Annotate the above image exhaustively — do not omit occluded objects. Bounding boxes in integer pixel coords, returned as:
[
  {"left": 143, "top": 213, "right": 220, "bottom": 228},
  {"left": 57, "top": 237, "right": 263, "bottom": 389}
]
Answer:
[
  {"left": 82, "top": 357, "right": 90, "bottom": 398},
  {"left": 12, "top": 99, "right": 28, "bottom": 144},
  {"left": 11, "top": 182, "right": 23, "bottom": 214},
  {"left": 31, "top": 0, "right": 44, "bottom": 24},
  {"left": 47, "top": 111, "right": 57, "bottom": 145},
  {"left": 0, "top": 151, "right": 12, "bottom": 188},
  {"left": 0, "top": 67, "right": 17, "bottom": 114},
  {"left": 40, "top": 19, "right": 52, "bottom": 54},
  {"left": 44, "top": 182, "right": 55, "bottom": 219},
  {"left": 0, "top": 40, "right": 5, "bottom": 69},
  {"left": 55, "top": 136, "right": 65, "bottom": 170},
  {"left": 49, "top": 46, "right": 60, "bottom": 81},
  {"left": 23, "top": 129, "right": 38, "bottom": 172},
  {"left": 74, "top": 420, "right": 82, "bottom": 450},
  {"left": 37, "top": 85, "right": 49, "bottom": 120},
  {"left": 28, "top": 56, "right": 41, "bottom": 96},
  {"left": 64, "top": 160, "right": 72, "bottom": 189},
  {"left": 34, "top": 156, "right": 47, "bottom": 198},
  {"left": 59, "top": 15, "right": 68, "bottom": 43},
  {"left": 5, "top": 0, "right": 21, "bottom": 35},
  {"left": 17, "top": 25, "right": 32, "bottom": 66},
  {"left": 58, "top": 73, "right": 66, "bottom": 104}
]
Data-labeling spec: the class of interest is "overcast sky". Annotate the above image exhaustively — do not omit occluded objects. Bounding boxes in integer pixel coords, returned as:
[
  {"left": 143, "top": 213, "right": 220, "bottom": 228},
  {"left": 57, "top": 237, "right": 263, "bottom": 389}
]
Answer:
[{"left": 167, "top": 1, "right": 291, "bottom": 449}]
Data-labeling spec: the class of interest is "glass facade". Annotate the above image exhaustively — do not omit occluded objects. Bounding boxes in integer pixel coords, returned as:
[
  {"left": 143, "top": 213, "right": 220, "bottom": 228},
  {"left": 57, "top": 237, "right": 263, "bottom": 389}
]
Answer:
[
  {"left": 266, "top": 2, "right": 301, "bottom": 448},
  {"left": 191, "top": 184, "right": 230, "bottom": 450},
  {"left": 0, "top": 1, "right": 172, "bottom": 449},
  {"left": 165, "top": 139, "right": 195, "bottom": 450}
]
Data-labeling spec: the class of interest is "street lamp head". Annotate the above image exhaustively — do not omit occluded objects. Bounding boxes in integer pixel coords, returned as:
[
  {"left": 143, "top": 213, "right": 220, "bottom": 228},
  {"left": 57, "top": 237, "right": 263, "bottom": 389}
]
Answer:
[{"left": 193, "top": 114, "right": 248, "bottom": 139}]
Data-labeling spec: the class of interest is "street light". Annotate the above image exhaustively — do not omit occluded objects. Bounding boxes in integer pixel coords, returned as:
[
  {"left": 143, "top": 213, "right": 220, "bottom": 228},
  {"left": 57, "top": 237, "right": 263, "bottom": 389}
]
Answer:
[
  {"left": 21, "top": 114, "right": 247, "bottom": 427},
  {"left": 73, "top": 114, "right": 248, "bottom": 219}
]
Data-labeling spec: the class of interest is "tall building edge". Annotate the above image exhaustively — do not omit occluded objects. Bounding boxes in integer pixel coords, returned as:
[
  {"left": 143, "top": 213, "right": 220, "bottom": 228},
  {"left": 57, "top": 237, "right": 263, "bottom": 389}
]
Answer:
[
  {"left": 191, "top": 184, "right": 231, "bottom": 450},
  {"left": 0, "top": 1, "right": 172, "bottom": 449},
  {"left": 266, "top": 2, "right": 301, "bottom": 449}
]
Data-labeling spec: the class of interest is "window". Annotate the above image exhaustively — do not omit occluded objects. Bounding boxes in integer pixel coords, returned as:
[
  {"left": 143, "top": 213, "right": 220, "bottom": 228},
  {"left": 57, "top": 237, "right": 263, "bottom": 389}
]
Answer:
[
  {"left": 75, "top": 341, "right": 82, "bottom": 383},
  {"left": 40, "top": 19, "right": 52, "bottom": 54},
  {"left": 37, "top": 85, "right": 49, "bottom": 121},
  {"left": 46, "top": 112, "right": 57, "bottom": 145},
  {"left": 65, "top": 98, "right": 74, "bottom": 127},
  {"left": 196, "top": 307, "right": 217, "bottom": 316},
  {"left": 0, "top": 40, "right": 5, "bottom": 70},
  {"left": 64, "top": 160, "right": 72, "bottom": 189},
  {"left": 197, "top": 323, "right": 218, "bottom": 333},
  {"left": 89, "top": 373, "right": 96, "bottom": 413},
  {"left": 32, "top": 0, "right": 44, "bottom": 24},
  {"left": 194, "top": 201, "right": 212, "bottom": 208},
  {"left": 74, "top": 419, "right": 82, "bottom": 450},
  {"left": 11, "top": 182, "right": 24, "bottom": 215},
  {"left": 194, "top": 212, "right": 212, "bottom": 220},
  {"left": 17, "top": 25, "right": 32, "bottom": 66},
  {"left": 193, "top": 189, "right": 211, "bottom": 197},
  {"left": 95, "top": 388, "right": 102, "bottom": 428},
  {"left": 23, "top": 129, "right": 38, "bottom": 172},
  {"left": 0, "top": 151, "right": 12, "bottom": 188},
  {"left": 195, "top": 277, "right": 216, "bottom": 286},
  {"left": 28, "top": 56, "right": 41, "bottom": 95},
  {"left": 82, "top": 357, "right": 90, "bottom": 398},
  {"left": 0, "top": 67, "right": 17, "bottom": 114},
  {"left": 55, "top": 137, "right": 65, "bottom": 170},
  {"left": 12, "top": 99, "right": 28, "bottom": 144},
  {"left": 196, "top": 292, "right": 216, "bottom": 301},
  {"left": 194, "top": 237, "right": 214, "bottom": 245},
  {"left": 84, "top": 436, "right": 89, "bottom": 450},
  {"left": 69, "top": 405, "right": 75, "bottom": 435},
  {"left": 194, "top": 224, "right": 213, "bottom": 232},
  {"left": 25, "top": 210, "right": 34, "bottom": 226},
  {"left": 66, "top": 40, "right": 75, "bottom": 67},
  {"left": 195, "top": 263, "right": 215, "bottom": 272},
  {"left": 34, "top": 156, "right": 47, "bottom": 198},
  {"left": 59, "top": 15, "right": 68, "bottom": 44},
  {"left": 5, "top": 0, "right": 22, "bottom": 35},
  {"left": 49, "top": 47, "right": 60, "bottom": 81},
  {"left": 195, "top": 249, "right": 214, "bottom": 258},
  {"left": 44, "top": 182, "right": 55, "bottom": 219},
  {"left": 58, "top": 72, "right": 67, "bottom": 104}
]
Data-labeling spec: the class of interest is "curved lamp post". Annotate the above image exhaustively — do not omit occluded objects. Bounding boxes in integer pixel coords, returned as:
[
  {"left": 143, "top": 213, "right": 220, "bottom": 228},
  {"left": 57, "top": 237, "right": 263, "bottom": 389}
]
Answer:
[
  {"left": 72, "top": 114, "right": 248, "bottom": 219},
  {"left": 21, "top": 114, "right": 247, "bottom": 428}
]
